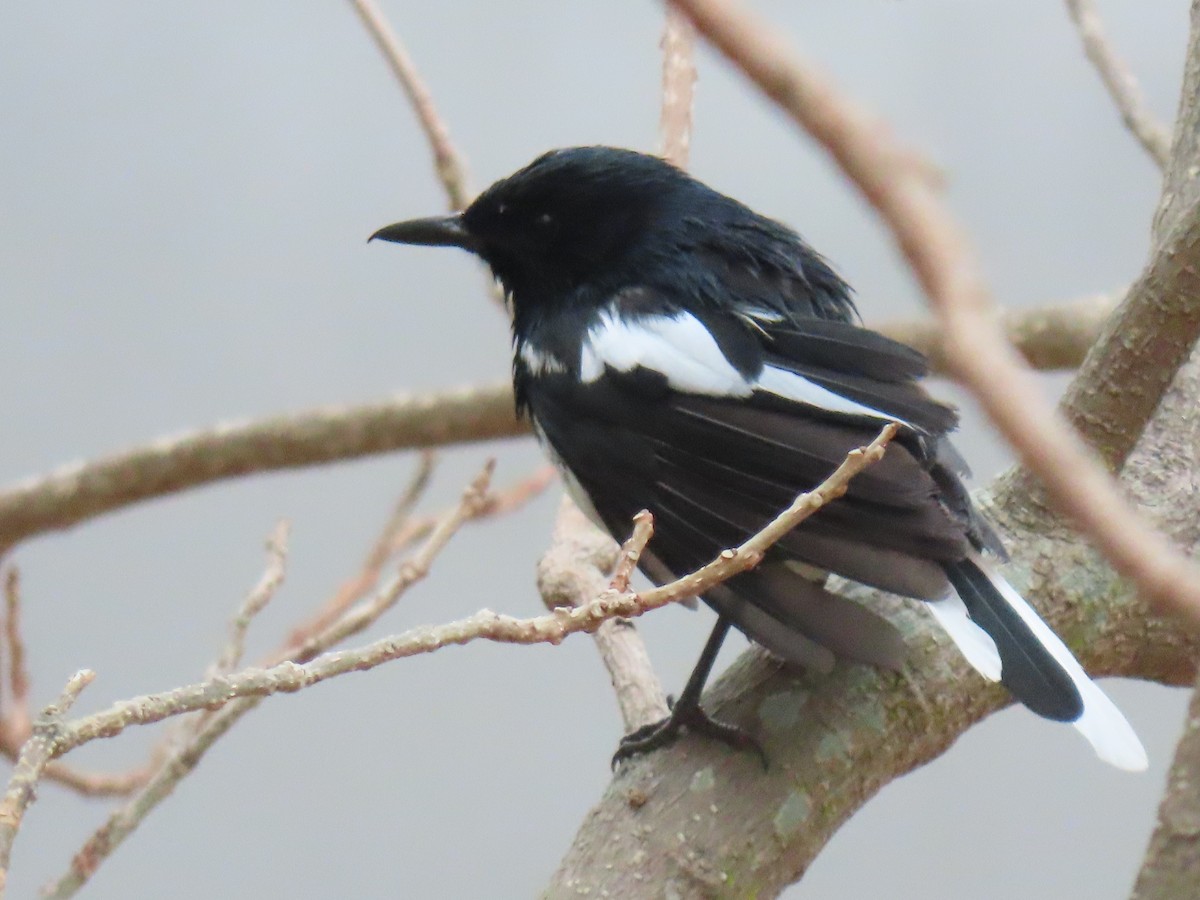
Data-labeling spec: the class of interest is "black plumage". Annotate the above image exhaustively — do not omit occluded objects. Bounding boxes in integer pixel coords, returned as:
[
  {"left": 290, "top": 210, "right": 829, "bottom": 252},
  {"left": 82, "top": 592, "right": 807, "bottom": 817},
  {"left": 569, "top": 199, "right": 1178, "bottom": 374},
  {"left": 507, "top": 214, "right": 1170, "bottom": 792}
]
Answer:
[{"left": 371, "top": 146, "right": 1145, "bottom": 770}]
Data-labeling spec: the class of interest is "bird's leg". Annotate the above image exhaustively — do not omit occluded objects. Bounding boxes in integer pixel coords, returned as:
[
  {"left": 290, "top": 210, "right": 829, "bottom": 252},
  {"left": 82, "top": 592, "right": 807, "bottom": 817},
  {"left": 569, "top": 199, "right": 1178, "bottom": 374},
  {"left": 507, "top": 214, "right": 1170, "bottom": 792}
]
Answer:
[{"left": 612, "top": 616, "right": 767, "bottom": 769}]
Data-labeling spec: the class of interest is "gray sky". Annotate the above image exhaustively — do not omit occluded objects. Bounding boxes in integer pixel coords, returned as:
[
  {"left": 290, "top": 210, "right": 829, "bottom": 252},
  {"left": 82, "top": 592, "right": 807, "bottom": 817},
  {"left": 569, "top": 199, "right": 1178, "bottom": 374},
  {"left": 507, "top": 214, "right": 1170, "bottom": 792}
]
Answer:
[{"left": 0, "top": 2, "right": 1189, "bottom": 897}]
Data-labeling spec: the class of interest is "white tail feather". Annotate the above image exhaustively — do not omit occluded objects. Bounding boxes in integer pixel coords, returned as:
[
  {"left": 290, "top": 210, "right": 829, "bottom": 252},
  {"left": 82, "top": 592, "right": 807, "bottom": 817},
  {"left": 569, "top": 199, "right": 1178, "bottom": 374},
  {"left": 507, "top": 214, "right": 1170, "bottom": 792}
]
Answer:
[
  {"left": 925, "top": 593, "right": 1002, "bottom": 682},
  {"left": 967, "top": 550, "right": 1148, "bottom": 772}
]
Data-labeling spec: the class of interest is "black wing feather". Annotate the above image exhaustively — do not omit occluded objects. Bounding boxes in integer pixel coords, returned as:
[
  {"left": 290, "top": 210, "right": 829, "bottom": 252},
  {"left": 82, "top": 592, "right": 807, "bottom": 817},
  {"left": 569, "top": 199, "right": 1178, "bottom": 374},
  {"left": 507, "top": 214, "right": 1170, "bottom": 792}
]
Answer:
[{"left": 523, "top": 288, "right": 988, "bottom": 667}]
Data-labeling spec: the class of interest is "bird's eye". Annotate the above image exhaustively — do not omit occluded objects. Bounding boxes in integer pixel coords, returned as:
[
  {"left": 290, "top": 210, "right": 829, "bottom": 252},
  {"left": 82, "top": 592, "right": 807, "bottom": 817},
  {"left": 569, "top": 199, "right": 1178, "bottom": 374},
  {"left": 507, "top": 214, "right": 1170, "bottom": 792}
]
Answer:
[
  {"left": 536, "top": 213, "right": 553, "bottom": 227},
  {"left": 496, "top": 203, "right": 508, "bottom": 215}
]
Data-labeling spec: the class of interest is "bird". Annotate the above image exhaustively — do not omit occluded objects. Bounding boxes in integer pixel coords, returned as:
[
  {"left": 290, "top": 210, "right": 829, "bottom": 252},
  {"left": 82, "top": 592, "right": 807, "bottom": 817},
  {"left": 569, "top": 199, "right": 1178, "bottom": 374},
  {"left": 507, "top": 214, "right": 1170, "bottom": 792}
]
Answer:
[{"left": 370, "top": 145, "right": 1147, "bottom": 772}]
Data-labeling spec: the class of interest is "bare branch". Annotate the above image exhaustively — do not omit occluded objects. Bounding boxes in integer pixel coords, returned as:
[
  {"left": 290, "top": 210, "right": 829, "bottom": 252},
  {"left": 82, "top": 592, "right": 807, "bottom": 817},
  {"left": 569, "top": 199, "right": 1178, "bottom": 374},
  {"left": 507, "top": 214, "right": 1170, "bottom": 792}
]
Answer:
[
  {"left": 610, "top": 511, "right": 654, "bottom": 594},
  {"left": 0, "top": 670, "right": 93, "bottom": 897},
  {"left": 283, "top": 451, "right": 437, "bottom": 648},
  {"left": 45, "top": 461, "right": 499, "bottom": 897},
  {"left": 348, "top": 0, "right": 472, "bottom": 210},
  {"left": 671, "top": 0, "right": 1200, "bottom": 622},
  {"left": 210, "top": 521, "right": 290, "bottom": 677},
  {"left": 1064, "top": 0, "right": 1171, "bottom": 169},
  {"left": 283, "top": 460, "right": 496, "bottom": 663},
  {"left": 659, "top": 4, "right": 697, "bottom": 169},
  {"left": 1, "top": 573, "right": 28, "bottom": 738},
  {"left": 0, "top": 381, "right": 519, "bottom": 551},
  {"left": 48, "top": 426, "right": 897, "bottom": 772},
  {"left": 1055, "top": 198, "right": 1200, "bottom": 473},
  {"left": 49, "top": 431, "right": 886, "bottom": 899},
  {"left": 539, "top": 499, "right": 670, "bottom": 732}
]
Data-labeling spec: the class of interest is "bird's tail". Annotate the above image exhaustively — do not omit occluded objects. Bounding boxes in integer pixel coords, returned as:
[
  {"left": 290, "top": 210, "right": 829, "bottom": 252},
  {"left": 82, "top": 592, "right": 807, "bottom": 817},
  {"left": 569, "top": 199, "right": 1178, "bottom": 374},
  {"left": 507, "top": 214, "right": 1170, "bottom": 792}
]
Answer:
[{"left": 929, "top": 549, "right": 1146, "bottom": 772}]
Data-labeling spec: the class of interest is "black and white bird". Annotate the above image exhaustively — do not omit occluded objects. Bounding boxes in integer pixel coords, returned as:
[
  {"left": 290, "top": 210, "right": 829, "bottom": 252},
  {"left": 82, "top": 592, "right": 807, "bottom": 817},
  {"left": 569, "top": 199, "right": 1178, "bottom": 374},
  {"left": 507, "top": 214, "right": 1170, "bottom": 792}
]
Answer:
[{"left": 371, "top": 146, "right": 1146, "bottom": 771}]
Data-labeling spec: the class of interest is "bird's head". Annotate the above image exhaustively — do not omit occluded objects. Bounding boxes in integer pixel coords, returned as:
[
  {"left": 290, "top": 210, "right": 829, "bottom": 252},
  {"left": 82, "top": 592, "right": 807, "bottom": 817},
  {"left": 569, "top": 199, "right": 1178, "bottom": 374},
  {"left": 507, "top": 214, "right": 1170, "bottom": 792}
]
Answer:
[{"left": 371, "top": 147, "right": 707, "bottom": 307}]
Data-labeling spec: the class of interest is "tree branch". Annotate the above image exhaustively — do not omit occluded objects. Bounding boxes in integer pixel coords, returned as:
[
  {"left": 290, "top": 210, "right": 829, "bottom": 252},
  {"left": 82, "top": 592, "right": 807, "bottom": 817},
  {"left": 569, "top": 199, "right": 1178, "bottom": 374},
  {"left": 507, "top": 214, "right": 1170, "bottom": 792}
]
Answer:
[
  {"left": 348, "top": 0, "right": 472, "bottom": 210},
  {"left": 538, "top": 499, "right": 669, "bottom": 732},
  {"left": 659, "top": 4, "right": 697, "bottom": 169},
  {"left": 50, "top": 425, "right": 894, "bottom": 752},
  {"left": 1132, "top": 666, "right": 1200, "bottom": 898},
  {"left": 1064, "top": 0, "right": 1171, "bottom": 169},
  {"left": 0, "top": 381, "right": 519, "bottom": 551},
  {"left": 0, "top": 671, "right": 93, "bottom": 897},
  {"left": 210, "top": 521, "right": 290, "bottom": 677},
  {"left": 546, "top": 342, "right": 1200, "bottom": 898},
  {"left": 39, "top": 426, "right": 895, "bottom": 898},
  {"left": 670, "top": 0, "right": 1200, "bottom": 621},
  {"left": 44, "top": 461, "right": 498, "bottom": 897}
]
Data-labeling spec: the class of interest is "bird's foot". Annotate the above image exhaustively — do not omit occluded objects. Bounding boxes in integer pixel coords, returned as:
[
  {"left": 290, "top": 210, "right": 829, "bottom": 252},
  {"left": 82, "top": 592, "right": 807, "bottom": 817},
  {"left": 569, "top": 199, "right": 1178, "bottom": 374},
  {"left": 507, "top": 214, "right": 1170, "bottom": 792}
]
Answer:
[{"left": 611, "top": 699, "right": 767, "bottom": 770}]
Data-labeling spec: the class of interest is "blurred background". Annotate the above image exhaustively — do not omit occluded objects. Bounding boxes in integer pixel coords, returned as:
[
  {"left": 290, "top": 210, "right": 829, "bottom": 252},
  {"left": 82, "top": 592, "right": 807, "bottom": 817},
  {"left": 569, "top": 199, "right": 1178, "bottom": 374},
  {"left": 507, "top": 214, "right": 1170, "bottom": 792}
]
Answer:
[{"left": 0, "top": 2, "right": 1189, "bottom": 897}]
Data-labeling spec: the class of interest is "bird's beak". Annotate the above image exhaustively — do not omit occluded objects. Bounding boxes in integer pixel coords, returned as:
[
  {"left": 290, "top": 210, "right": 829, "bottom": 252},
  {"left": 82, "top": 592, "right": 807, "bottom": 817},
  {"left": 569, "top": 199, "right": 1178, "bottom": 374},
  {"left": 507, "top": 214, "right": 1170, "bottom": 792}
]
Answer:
[{"left": 369, "top": 214, "right": 479, "bottom": 253}]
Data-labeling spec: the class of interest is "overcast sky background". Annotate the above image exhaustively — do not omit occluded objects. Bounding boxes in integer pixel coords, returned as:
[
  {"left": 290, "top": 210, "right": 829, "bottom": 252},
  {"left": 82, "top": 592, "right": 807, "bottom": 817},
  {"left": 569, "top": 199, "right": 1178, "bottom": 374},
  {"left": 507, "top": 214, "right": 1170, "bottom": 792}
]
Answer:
[{"left": 0, "top": 2, "right": 1191, "bottom": 897}]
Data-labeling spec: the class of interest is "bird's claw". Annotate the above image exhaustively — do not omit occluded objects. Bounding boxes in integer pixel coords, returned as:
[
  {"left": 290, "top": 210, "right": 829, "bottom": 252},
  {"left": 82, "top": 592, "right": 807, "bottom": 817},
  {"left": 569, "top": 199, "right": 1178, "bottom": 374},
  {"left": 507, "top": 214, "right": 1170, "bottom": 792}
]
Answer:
[{"left": 611, "top": 702, "right": 768, "bottom": 771}]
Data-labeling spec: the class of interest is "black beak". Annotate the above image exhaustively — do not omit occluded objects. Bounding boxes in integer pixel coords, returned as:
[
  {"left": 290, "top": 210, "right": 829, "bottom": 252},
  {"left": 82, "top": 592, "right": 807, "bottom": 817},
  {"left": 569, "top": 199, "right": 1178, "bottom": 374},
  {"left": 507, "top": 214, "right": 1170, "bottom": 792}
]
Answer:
[{"left": 369, "top": 214, "right": 479, "bottom": 253}]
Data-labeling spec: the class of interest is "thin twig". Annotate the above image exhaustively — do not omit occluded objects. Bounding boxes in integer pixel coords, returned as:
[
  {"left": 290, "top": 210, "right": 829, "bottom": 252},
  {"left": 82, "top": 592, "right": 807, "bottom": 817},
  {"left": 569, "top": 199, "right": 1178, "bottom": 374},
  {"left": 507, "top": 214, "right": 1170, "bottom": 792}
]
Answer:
[
  {"left": 50, "top": 426, "right": 896, "bottom": 756},
  {"left": 0, "top": 573, "right": 158, "bottom": 796},
  {"left": 383, "top": 463, "right": 556, "bottom": 561},
  {"left": 283, "top": 460, "right": 496, "bottom": 664},
  {"left": 672, "top": 0, "right": 1200, "bottom": 621},
  {"left": 348, "top": 0, "right": 472, "bottom": 209},
  {"left": 610, "top": 511, "right": 654, "bottom": 595},
  {"left": 538, "top": 498, "right": 670, "bottom": 732},
  {"left": 283, "top": 451, "right": 437, "bottom": 649},
  {"left": 210, "top": 521, "right": 291, "bottom": 677},
  {"left": 45, "top": 461, "right": 500, "bottom": 898},
  {"left": 1064, "top": 0, "right": 1171, "bottom": 169},
  {"left": 281, "top": 461, "right": 551, "bottom": 656},
  {"left": 1, "top": 573, "right": 27, "bottom": 738},
  {"left": 42, "top": 427, "right": 893, "bottom": 897},
  {"left": 0, "top": 670, "right": 93, "bottom": 896},
  {"left": 348, "top": 0, "right": 509, "bottom": 313}
]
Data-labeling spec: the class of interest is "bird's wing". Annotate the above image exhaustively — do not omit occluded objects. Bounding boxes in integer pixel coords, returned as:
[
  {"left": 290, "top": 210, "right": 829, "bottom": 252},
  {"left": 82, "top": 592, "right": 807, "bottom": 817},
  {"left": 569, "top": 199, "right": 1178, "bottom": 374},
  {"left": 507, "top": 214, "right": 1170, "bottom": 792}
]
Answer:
[{"left": 523, "top": 296, "right": 995, "bottom": 665}]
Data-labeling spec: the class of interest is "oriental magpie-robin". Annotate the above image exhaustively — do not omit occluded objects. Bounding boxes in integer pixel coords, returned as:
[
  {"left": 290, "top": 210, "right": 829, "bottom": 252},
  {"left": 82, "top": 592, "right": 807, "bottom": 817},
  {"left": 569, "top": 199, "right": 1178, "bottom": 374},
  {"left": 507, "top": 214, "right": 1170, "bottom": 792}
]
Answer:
[{"left": 371, "top": 146, "right": 1146, "bottom": 771}]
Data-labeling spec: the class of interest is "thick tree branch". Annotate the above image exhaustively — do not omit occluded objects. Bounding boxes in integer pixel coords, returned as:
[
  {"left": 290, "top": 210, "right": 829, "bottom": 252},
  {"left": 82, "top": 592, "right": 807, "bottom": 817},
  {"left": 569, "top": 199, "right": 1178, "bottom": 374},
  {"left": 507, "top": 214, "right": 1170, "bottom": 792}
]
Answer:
[
  {"left": 1132, "top": 667, "right": 1200, "bottom": 899},
  {"left": 0, "top": 381, "right": 519, "bottom": 551},
  {"left": 547, "top": 341, "right": 1200, "bottom": 899},
  {"left": 1052, "top": 197, "right": 1200, "bottom": 475},
  {"left": 671, "top": 0, "right": 1200, "bottom": 621},
  {"left": 995, "top": 4, "right": 1200, "bottom": 525}
]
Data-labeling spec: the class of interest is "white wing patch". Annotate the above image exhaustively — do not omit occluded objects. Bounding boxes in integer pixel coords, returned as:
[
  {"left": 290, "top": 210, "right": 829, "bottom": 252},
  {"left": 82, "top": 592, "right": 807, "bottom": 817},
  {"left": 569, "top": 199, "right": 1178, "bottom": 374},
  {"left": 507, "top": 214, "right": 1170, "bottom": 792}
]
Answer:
[
  {"left": 580, "top": 308, "right": 750, "bottom": 395},
  {"left": 577, "top": 307, "right": 911, "bottom": 427}
]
